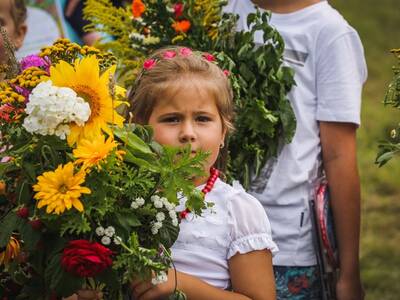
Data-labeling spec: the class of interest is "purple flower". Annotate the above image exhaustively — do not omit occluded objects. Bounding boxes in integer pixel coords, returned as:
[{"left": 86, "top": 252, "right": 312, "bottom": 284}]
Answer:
[{"left": 20, "top": 55, "right": 50, "bottom": 72}]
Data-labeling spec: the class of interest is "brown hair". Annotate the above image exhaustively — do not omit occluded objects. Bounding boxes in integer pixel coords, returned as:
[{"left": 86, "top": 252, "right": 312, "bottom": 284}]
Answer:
[
  {"left": 10, "top": 0, "right": 27, "bottom": 28},
  {"left": 128, "top": 46, "right": 234, "bottom": 133}
]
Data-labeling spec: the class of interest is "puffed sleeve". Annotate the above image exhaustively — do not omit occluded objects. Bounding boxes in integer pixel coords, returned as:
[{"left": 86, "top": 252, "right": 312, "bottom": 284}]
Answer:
[{"left": 227, "top": 188, "right": 279, "bottom": 259}]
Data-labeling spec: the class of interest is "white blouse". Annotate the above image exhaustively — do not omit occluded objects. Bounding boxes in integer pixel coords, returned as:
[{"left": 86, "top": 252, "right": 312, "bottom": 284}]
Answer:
[{"left": 171, "top": 179, "right": 278, "bottom": 289}]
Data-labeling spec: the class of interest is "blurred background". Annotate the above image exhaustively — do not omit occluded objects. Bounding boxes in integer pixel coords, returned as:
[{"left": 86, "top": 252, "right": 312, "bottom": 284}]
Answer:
[{"left": 332, "top": 0, "right": 400, "bottom": 299}]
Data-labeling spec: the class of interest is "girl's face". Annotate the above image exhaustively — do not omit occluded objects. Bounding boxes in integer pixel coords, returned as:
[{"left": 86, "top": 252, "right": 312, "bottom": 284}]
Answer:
[
  {"left": 0, "top": 0, "right": 26, "bottom": 63},
  {"left": 148, "top": 78, "right": 226, "bottom": 183}
]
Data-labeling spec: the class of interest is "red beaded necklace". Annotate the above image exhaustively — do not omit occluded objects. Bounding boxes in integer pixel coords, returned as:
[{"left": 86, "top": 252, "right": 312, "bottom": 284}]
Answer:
[{"left": 179, "top": 167, "right": 220, "bottom": 220}]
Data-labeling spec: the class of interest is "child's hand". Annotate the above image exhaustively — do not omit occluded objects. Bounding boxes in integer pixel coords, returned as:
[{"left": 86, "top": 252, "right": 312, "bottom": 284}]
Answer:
[
  {"left": 62, "top": 290, "right": 103, "bottom": 300},
  {"left": 131, "top": 270, "right": 176, "bottom": 300}
]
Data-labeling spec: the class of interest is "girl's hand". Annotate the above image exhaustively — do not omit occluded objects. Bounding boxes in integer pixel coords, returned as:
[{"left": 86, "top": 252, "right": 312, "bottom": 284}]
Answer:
[
  {"left": 62, "top": 290, "right": 103, "bottom": 300},
  {"left": 131, "top": 269, "right": 176, "bottom": 300}
]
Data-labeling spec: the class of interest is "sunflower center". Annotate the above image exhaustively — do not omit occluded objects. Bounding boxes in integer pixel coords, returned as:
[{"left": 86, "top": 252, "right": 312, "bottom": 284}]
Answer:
[
  {"left": 59, "top": 185, "right": 68, "bottom": 194},
  {"left": 73, "top": 84, "right": 102, "bottom": 121}
]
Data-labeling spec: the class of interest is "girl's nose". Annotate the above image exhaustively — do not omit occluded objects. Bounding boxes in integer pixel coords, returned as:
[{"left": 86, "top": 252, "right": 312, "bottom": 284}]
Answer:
[{"left": 179, "top": 121, "right": 196, "bottom": 144}]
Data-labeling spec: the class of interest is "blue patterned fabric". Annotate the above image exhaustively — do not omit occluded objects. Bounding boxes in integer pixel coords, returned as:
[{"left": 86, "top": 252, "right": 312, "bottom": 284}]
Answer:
[{"left": 274, "top": 265, "right": 322, "bottom": 299}]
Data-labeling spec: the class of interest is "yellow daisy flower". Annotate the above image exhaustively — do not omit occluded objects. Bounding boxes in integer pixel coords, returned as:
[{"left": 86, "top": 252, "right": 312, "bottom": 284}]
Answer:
[
  {"left": 0, "top": 236, "right": 20, "bottom": 266},
  {"left": 73, "top": 135, "right": 119, "bottom": 169},
  {"left": 49, "top": 56, "right": 125, "bottom": 146},
  {"left": 33, "top": 163, "right": 91, "bottom": 214}
]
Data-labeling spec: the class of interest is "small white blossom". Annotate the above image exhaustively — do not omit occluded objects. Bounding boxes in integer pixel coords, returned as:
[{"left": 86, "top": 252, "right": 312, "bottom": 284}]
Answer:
[
  {"left": 104, "top": 226, "right": 115, "bottom": 237},
  {"left": 151, "top": 271, "right": 168, "bottom": 285},
  {"left": 129, "top": 32, "right": 145, "bottom": 41},
  {"left": 101, "top": 236, "right": 111, "bottom": 245},
  {"left": 151, "top": 227, "right": 158, "bottom": 235},
  {"left": 114, "top": 236, "right": 122, "bottom": 245},
  {"left": 136, "top": 197, "right": 145, "bottom": 206},
  {"left": 153, "top": 222, "right": 163, "bottom": 230},
  {"left": 154, "top": 200, "right": 163, "bottom": 208},
  {"left": 156, "top": 212, "right": 165, "bottom": 222},
  {"left": 151, "top": 195, "right": 160, "bottom": 202},
  {"left": 172, "top": 218, "right": 179, "bottom": 226},
  {"left": 95, "top": 226, "right": 105, "bottom": 236},
  {"left": 131, "top": 201, "right": 139, "bottom": 209},
  {"left": 169, "top": 210, "right": 178, "bottom": 219}
]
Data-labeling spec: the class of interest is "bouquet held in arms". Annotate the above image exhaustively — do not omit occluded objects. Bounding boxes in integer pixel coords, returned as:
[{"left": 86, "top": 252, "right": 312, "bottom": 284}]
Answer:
[{"left": 0, "top": 39, "right": 207, "bottom": 299}]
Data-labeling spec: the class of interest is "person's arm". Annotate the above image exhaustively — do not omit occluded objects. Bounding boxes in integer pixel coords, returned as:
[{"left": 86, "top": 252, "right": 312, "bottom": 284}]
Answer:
[
  {"left": 131, "top": 249, "right": 275, "bottom": 300},
  {"left": 319, "top": 121, "right": 364, "bottom": 300}
]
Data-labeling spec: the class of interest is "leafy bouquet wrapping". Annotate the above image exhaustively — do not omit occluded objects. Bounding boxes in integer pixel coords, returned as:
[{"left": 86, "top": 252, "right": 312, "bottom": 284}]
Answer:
[
  {"left": 84, "top": 0, "right": 297, "bottom": 188},
  {"left": 376, "top": 48, "right": 400, "bottom": 166},
  {"left": 0, "top": 38, "right": 207, "bottom": 299}
]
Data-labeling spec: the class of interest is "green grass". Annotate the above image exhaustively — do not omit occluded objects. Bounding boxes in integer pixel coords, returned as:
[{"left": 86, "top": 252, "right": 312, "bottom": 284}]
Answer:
[{"left": 331, "top": 0, "right": 400, "bottom": 298}]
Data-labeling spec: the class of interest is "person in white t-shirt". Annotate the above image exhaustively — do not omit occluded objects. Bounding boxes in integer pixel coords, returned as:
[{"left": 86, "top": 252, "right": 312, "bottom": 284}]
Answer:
[
  {"left": 224, "top": 1, "right": 367, "bottom": 299},
  {"left": 69, "top": 47, "right": 278, "bottom": 300}
]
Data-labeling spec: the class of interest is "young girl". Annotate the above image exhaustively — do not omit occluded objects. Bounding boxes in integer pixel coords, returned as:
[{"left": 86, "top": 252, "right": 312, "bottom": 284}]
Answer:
[
  {"left": 0, "top": 0, "right": 27, "bottom": 65},
  {"left": 75, "top": 46, "right": 278, "bottom": 300}
]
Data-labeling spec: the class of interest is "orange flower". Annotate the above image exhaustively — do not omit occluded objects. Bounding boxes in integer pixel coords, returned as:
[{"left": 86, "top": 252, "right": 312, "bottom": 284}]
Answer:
[
  {"left": 0, "top": 236, "right": 20, "bottom": 265},
  {"left": 172, "top": 20, "right": 191, "bottom": 33},
  {"left": 132, "top": 0, "right": 146, "bottom": 18},
  {"left": 0, "top": 180, "right": 5, "bottom": 195}
]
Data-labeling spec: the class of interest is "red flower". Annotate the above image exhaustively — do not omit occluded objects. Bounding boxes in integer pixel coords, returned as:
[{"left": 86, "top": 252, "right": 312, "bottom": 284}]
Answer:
[
  {"left": 16, "top": 207, "right": 29, "bottom": 219},
  {"left": 223, "top": 70, "right": 230, "bottom": 77},
  {"left": 203, "top": 53, "right": 215, "bottom": 62},
  {"left": 179, "top": 47, "right": 192, "bottom": 57},
  {"left": 163, "top": 50, "right": 177, "bottom": 59},
  {"left": 172, "top": 20, "right": 191, "bottom": 33},
  {"left": 173, "top": 3, "right": 184, "bottom": 19},
  {"left": 61, "top": 240, "right": 113, "bottom": 277},
  {"left": 132, "top": 0, "right": 145, "bottom": 18},
  {"left": 143, "top": 59, "right": 157, "bottom": 70},
  {"left": 29, "top": 218, "right": 43, "bottom": 230}
]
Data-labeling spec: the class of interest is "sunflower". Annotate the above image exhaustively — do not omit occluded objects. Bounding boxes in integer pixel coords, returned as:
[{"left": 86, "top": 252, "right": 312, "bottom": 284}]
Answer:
[
  {"left": 33, "top": 163, "right": 91, "bottom": 214},
  {"left": 0, "top": 236, "right": 20, "bottom": 265},
  {"left": 73, "top": 135, "right": 120, "bottom": 169},
  {"left": 49, "top": 56, "right": 125, "bottom": 146}
]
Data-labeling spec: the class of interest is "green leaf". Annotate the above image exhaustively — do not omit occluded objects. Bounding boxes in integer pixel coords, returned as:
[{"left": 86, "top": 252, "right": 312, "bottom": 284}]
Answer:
[
  {"left": 18, "top": 220, "right": 41, "bottom": 250},
  {"left": 115, "top": 211, "right": 141, "bottom": 231},
  {"left": 0, "top": 212, "right": 18, "bottom": 248}
]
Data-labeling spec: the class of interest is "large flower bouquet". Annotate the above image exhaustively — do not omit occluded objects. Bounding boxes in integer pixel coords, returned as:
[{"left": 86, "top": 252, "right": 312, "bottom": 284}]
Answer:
[
  {"left": 376, "top": 48, "right": 400, "bottom": 166},
  {"left": 0, "top": 39, "right": 207, "bottom": 299},
  {"left": 84, "top": 0, "right": 297, "bottom": 188}
]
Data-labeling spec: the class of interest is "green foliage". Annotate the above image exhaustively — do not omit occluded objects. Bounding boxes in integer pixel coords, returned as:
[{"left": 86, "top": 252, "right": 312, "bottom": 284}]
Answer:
[
  {"left": 84, "top": 0, "right": 296, "bottom": 188},
  {"left": 376, "top": 49, "right": 400, "bottom": 166}
]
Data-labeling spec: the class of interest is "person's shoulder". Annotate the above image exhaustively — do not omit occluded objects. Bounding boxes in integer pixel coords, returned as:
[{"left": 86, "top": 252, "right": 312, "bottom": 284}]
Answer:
[
  {"left": 215, "top": 180, "right": 265, "bottom": 212},
  {"left": 317, "top": 2, "right": 357, "bottom": 36}
]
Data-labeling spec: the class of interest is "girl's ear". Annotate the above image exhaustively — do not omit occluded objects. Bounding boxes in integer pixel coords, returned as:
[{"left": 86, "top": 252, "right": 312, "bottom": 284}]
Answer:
[{"left": 13, "top": 23, "right": 27, "bottom": 50}]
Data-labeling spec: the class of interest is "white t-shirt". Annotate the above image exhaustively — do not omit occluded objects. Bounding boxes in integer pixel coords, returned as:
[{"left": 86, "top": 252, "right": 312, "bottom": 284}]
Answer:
[
  {"left": 171, "top": 179, "right": 278, "bottom": 289},
  {"left": 224, "top": 0, "right": 367, "bottom": 266}
]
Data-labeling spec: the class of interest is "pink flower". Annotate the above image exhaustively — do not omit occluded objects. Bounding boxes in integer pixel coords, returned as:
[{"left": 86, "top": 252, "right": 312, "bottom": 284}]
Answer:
[
  {"left": 173, "top": 3, "right": 184, "bottom": 19},
  {"left": 203, "top": 53, "right": 215, "bottom": 62},
  {"left": 143, "top": 59, "right": 157, "bottom": 70},
  {"left": 20, "top": 55, "right": 49, "bottom": 72},
  {"left": 223, "top": 70, "right": 230, "bottom": 77},
  {"left": 163, "top": 51, "right": 177, "bottom": 59},
  {"left": 179, "top": 47, "right": 192, "bottom": 57}
]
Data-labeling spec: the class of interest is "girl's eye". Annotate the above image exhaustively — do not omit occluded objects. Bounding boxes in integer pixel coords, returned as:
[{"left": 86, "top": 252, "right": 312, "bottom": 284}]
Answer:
[
  {"left": 160, "top": 116, "right": 180, "bottom": 123},
  {"left": 196, "top": 115, "right": 212, "bottom": 122}
]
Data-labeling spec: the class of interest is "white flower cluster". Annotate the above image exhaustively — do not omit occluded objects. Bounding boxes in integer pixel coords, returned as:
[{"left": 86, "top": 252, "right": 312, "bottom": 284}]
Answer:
[
  {"left": 23, "top": 80, "right": 91, "bottom": 139},
  {"left": 151, "top": 271, "right": 168, "bottom": 285},
  {"left": 95, "top": 225, "right": 121, "bottom": 245},
  {"left": 150, "top": 195, "right": 178, "bottom": 235},
  {"left": 130, "top": 197, "right": 145, "bottom": 209}
]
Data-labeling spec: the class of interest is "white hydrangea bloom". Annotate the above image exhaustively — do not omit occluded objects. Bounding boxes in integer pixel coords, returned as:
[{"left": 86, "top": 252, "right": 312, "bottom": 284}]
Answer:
[
  {"left": 169, "top": 210, "right": 178, "bottom": 219},
  {"left": 23, "top": 80, "right": 91, "bottom": 139},
  {"left": 156, "top": 212, "right": 165, "bottom": 222},
  {"left": 136, "top": 197, "right": 145, "bottom": 206},
  {"left": 95, "top": 226, "right": 105, "bottom": 236},
  {"left": 101, "top": 236, "right": 111, "bottom": 245},
  {"left": 104, "top": 226, "right": 115, "bottom": 237},
  {"left": 151, "top": 271, "right": 168, "bottom": 285}
]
